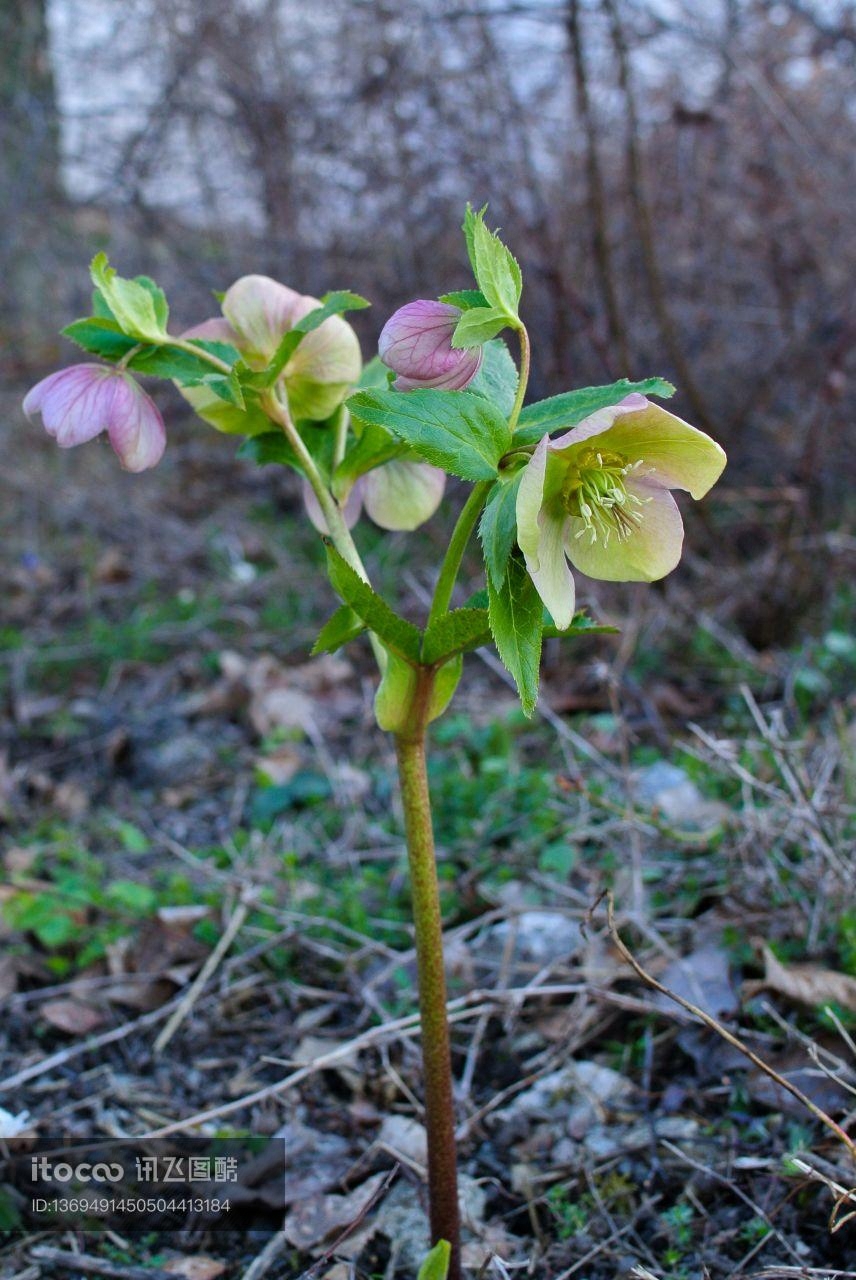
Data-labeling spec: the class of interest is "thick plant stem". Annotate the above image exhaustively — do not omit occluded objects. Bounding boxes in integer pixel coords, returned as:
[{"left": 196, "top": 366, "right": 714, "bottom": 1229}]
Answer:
[{"left": 395, "top": 703, "right": 461, "bottom": 1280}]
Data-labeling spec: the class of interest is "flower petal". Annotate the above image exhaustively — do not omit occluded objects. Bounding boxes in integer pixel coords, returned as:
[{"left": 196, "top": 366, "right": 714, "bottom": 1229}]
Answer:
[
  {"left": 362, "top": 461, "right": 445, "bottom": 531},
  {"left": 516, "top": 438, "right": 576, "bottom": 629},
  {"left": 222, "top": 275, "right": 309, "bottom": 364},
  {"left": 379, "top": 300, "right": 483, "bottom": 390},
  {"left": 302, "top": 478, "right": 363, "bottom": 534},
  {"left": 565, "top": 479, "right": 684, "bottom": 582},
  {"left": 551, "top": 396, "right": 726, "bottom": 499},
  {"left": 181, "top": 317, "right": 241, "bottom": 346},
  {"left": 105, "top": 378, "right": 166, "bottom": 472},
  {"left": 24, "top": 365, "right": 115, "bottom": 447}
]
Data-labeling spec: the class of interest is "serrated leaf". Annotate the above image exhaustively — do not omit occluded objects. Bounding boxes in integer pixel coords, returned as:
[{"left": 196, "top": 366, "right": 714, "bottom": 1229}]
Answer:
[
  {"left": 311, "top": 604, "right": 365, "bottom": 655},
  {"left": 417, "top": 1241, "right": 451, "bottom": 1280},
  {"left": 89, "top": 253, "right": 167, "bottom": 344},
  {"left": 127, "top": 346, "right": 226, "bottom": 385},
  {"left": 488, "top": 550, "right": 542, "bottom": 715},
  {"left": 347, "top": 389, "right": 511, "bottom": 481},
  {"left": 62, "top": 317, "right": 139, "bottom": 361},
  {"left": 204, "top": 369, "right": 245, "bottom": 407},
  {"left": 263, "top": 290, "right": 369, "bottom": 386},
  {"left": 465, "top": 206, "right": 522, "bottom": 319},
  {"left": 91, "top": 286, "right": 116, "bottom": 321},
  {"left": 333, "top": 422, "right": 405, "bottom": 500},
  {"left": 469, "top": 338, "right": 519, "bottom": 420},
  {"left": 450, "top": 306, "right": 508, "bottom": 349},
  {"left": 479, "top": 470, "right": 523, "bottom": 589},
  {"left": 438, "top": 289, "right": 489, "bottom": 311},
  {"left": 422, "top": 608, "right": 491, "bottom": 664},
  {"left": 514, "top": 378, "right": 676, "bottom": 446},
  {"left": 326, "top": 545, "right": 422, "bottom": 663}
]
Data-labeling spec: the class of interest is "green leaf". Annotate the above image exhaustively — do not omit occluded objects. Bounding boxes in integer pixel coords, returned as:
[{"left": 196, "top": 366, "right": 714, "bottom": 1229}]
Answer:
[
  {"left": 418, "top": 1240, "right": 451, "bottom": 1280},
  {"left": 89, "top": 253, "right": 168, "bottom": 344},
  {"left": 374, "top": 650, "right": 418, "bottom": 732},
  {"left": 333, "top": 422, "right": 405, "bottom": 500},
  {"left": 237, "top": 431, "right": 302, "bottom": 471},
  {"left": 488, "top": 550, "right": 543, "bottom": 715},
  {"left": 91, "top": 286, "right": 115, "bottom": 320},
  {"left": 357, "top": 354, "right": 392, "bottom": 389},
  {"left": 62, "top": 316, "right": 139, "bottom": 361},
  {"left": 347, "top": 389, "right": 511, "bottom": 481},
  {"left": 439, "top": 289, "right": 490, "bottom": 310},
  {"left": 514, "top": 378, "right": 676, "bottom": 446},
  {"left": 422, "top": 608, "right": 491, "bottom": 664},
  {"left": 463, "top": 205, "right": 522, "bottom": 319},
  {"left": 450, "top": 306, "right": 508, "bottom": 349},
  {"left": 325, "top": 545, "right": 422, "bottom": 663},
  {"left": 133, "top": 275, "right": 169, "bottom": 331},
  {"left": 185, "top": 337, "right": 241, "bottom": 365},
  {"left": 479, "top": 470, "right": 523, "bottom": 589},
  {"left": 311, "top": 604, "right": 365, "bottom": 655},
  {"left": 263, "top": 290, "right": 369, "bottom": 386},
  {"left": 428, "top": 654, "right": 463, "bottom": 723},
  {"left": 469, "top": 338, "right": 519, "bottom": 419}
]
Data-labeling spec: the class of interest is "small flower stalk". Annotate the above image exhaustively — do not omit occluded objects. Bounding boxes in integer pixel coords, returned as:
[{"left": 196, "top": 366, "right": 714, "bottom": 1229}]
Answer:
[{"left": 25, "top": 207, "right": 726, "bottom": 1280}]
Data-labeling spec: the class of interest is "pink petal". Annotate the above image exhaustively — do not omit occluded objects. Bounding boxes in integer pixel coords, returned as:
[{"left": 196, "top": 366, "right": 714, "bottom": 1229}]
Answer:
[
  {"left": 105, "top": 378, "right": 166, "bottom": 472},
  {"left": 23, "top": 365, "right": 116, "bottom": 448},
  {"left": 379, "top": 300, "right": 483, "bottom": 390},
  {"left": 181, "top": 317, "right": 241, "bottom": 345}
]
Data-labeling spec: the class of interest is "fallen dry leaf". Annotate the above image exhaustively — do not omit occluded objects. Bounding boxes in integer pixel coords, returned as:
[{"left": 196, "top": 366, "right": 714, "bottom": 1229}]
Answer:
[
  {"left": 283, "top": 1171, "right": 388, "bottom": 1251},
  {"left": 745, "top": 944, "right": 856, "bottom": 1014},
  {"left": 41, "top": 999, "right": 104, "bottom": 1035}
]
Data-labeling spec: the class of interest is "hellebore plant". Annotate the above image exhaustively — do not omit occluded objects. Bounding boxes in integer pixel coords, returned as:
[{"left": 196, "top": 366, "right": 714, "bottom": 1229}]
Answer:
[{"left": 26, "top": 209, "right": 725, "bottom": 1279}]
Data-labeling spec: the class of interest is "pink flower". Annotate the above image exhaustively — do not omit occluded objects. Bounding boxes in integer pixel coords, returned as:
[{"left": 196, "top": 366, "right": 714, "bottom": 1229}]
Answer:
[
  {"left": 378, "top": 301, "right": 482, "bottom": 391},
  {"left": 24, "top": 364, "right": 166, "bottom": 472}
]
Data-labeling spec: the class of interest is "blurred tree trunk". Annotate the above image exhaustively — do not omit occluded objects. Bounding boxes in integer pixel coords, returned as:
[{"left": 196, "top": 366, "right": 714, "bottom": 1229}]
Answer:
[{"left": 0, "top": 0, "right": 63, "bottom": 364}]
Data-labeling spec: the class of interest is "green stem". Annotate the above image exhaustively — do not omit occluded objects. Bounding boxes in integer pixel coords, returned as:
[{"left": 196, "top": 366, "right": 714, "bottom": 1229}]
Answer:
[
  {"left": 395, "top": 680, "right": 461, "bottom": 1280},
  {"left": 426, "top": 323, "right": 532, "bottom": 628},
  {"left": 168, "top": 337, "right": 234, "bottom": 374},
  {"left": 508, "top": 323, "right": 531, "bottom": 434},
  {"left": 427, "top": 481, "right": 492, "bottom": 628}
]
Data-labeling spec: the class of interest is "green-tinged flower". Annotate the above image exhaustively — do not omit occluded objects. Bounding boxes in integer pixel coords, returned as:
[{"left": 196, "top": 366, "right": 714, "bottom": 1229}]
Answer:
[
  {"left": 184, "top": 274, "right": 362, "bottom": 423},
  {"left": 303, "top": 459, "right": 445, "bottom": 533},
  {"left": 516, "top": 394, "right": 726, "bottom": 628}
]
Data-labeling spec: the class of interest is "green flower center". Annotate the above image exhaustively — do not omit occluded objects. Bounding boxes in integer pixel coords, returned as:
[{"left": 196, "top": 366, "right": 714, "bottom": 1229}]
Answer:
[{"left": 561, "top": 448, "right": 648, "bottom": 546}]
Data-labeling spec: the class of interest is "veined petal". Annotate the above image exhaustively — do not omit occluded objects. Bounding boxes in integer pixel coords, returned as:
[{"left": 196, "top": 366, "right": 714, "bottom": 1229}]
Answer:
[
  {"left": 362, "top": 460, "right": 445, "bottom": 531},
  {"left": 551, "top": 395, "right": 726, "bottom": 499},
  {"left": 565, "top": 479, "right": 684, "bottom": 582},
  {"left": 24, "top": 365, "right": 115, "bottom": 447},
  {"left": 302, "top": 478, "right": 363, "bottom": 534},
  {"left": 105, "top": 378, "right": 166, "bottom": 472},
  {"left": 379, "top": 300, "right": 483, "bottom": 391}
]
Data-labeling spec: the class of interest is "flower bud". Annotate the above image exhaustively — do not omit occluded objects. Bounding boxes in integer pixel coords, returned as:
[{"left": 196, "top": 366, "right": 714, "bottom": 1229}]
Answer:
[
  {"left": 23, "top": 364, "right": 166, "bottom": 472},
  {"left": 378, "top": 300, "right": 482, "bottom": 391}
]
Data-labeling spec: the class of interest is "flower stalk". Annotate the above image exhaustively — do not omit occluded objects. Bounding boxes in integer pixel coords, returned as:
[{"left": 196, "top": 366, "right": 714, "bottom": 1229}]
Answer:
[{"left": 394, "top": 669, "right": 461, "bottom": 1280}]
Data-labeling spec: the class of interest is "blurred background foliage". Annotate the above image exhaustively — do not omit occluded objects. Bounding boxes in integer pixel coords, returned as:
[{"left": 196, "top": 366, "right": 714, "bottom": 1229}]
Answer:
[{"left": 4, "top": 0, "right": 855, "bottom": 531}]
